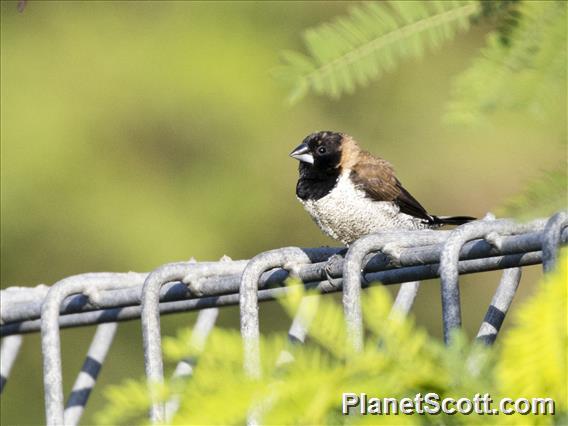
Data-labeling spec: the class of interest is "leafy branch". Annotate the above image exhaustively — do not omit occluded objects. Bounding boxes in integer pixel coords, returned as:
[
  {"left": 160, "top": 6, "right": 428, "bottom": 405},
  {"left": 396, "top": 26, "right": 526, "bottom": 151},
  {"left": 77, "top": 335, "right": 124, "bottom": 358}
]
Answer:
[
  {"left": 445, "top": 0, "right": 567, "bottom": 124},
  {"left": 273, "top": 1, "right": 479, "bottom": 103},
  {"left": 274, "top": 0, "right": 566, "bottom": 219},
  {"left": 499, "top": 166, "right": 568, "bottom": 220}
]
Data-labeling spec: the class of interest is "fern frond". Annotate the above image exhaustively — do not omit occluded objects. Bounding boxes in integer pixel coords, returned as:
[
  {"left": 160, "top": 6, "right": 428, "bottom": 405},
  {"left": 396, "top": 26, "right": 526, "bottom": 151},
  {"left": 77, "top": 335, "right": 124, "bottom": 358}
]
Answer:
[
  {"left": 274, "top": 1, "right": 479, "bottom": 103},
  {"left": 446, "top": 1, "right": 567, "bottom": 125}
]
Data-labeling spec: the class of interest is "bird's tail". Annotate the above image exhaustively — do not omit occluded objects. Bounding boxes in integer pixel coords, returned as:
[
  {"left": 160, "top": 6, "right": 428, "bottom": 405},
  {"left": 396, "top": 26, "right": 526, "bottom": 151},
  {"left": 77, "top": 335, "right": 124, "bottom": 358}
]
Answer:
[{"left": 430, "top": 215, "right": 476, "bottom": 226}]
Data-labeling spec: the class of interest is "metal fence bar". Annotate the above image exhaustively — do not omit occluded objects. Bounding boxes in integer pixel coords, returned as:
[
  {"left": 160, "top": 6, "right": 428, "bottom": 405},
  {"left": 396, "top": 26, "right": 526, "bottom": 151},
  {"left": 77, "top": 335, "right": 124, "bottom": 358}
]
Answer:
[
  {"left": 389, "top": 281, "right": 420, "bottom": 317},
  {"left": 342, "top": 230, "right": 452, "bottom": 352},
  {"left": 3, "top": 227, "right": 563, "bottom": 328},
  {"left": 1, "top": 214, "right": 566, "bottom": 426},
  {"left": 276, "top": 296, "right": 319, "bottom": 366},
  {"left": 165, "top": 307, "right": 219, "bottom": 422},
  {"left": 40, "top": 273, "right": 143, "bottom": 426},
  {"left": 64, "top": 322, "right": 118, "bottom": 426},
  {"left": 0, "top": 263, "right": 244, "bottom": 326},
  {"left": 439, "top": 219, "right": 545, "bottom": 344},
  {"left": 476, "top": 268, "right": 522, "bottom": 345},
  {"left": 542, "top": 211, "right": 568, "bottom": 273},
  {"left": 286, "top": 297, "right": 316, "bottom": 345},
  {"left": 2, "top": 249, "right": 551, "bottom": 337},
  {"left": 169, "top": 308, "right": 219, "bottom": 381},
  {"left": 176, "top": 308, "right": 219, "bottom": 382},
  {"left": 250, "top": 298, "right": 321, "bottom": 425},
  {"left": 240, "top": 247, "right": 312, "bottom": 378},
  {"left": 141, "top": 262, "right": 202, "bottom": 424},
  {"left": 0, "top": 284, "right": 49, "bottom": 309},
  {"left": 2, "top": 277, "right": 146, "bottom": 325},
  {"left": 240, "top": 248, "right": 319, "bottom": 426},
  {"left": 0, "top": 335, "right": 23, "bottom": 393},
  {"left": 141, "top": 260, "right": 246, "bottom": 423}
]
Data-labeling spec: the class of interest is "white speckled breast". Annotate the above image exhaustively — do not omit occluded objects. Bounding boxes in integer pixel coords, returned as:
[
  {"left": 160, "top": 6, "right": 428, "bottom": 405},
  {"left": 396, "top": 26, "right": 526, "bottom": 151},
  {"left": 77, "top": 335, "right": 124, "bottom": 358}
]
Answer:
[{"left": 298, "top": 171, "right": 429, "bottom": 245}]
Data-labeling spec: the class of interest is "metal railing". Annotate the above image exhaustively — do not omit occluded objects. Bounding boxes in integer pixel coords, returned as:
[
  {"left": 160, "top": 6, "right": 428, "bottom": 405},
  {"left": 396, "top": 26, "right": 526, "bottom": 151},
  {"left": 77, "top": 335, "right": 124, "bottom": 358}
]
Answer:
[{"left": 1, "top": 211, "right": 566, "bottom": 425}]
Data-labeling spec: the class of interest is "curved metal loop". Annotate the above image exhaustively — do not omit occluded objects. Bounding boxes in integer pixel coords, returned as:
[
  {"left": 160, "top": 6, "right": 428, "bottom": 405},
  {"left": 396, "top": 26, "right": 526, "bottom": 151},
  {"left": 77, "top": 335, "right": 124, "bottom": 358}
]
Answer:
[
  {"left": 40, "top": 273, "right": 144, "bottom": 426},
  {"left": 7, "top": 224, "right": 561, "bottom": 334},
  {"left": 4, "top": 224, "right": 564, "bottom": 338},
  {"left": 439, "top": 218, "right": 546, "bottom": 344},
  {"left": 542, "top": 211, "right": 568, "bottom": 273},
  {"left": 141, "top": 260, "right": 246, "bottom": 423},
  {"left": 1, "top": 248, "right": 547, "bottom": 338},
  {"left": 342, "top": 230, "right": 452, "bottom": 352},
  {"left": 239, "top": 247, "right": 312, "bottom": 378}
]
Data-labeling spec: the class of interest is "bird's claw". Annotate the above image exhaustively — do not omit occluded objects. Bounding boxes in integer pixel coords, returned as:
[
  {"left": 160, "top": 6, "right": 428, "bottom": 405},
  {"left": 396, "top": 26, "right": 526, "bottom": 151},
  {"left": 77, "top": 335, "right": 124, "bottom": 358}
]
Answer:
[
  {"left": 84, "top": 288, "right": 103, "bottom": 309},
  {"left": 324, "top": 253, "right": 344, "bottom": 288},
  {"left": 484, "top": 231, "right": 504, "bottom": 250},
  {"left": 380, "top": 243, "right": 403, "bottom": 267}
]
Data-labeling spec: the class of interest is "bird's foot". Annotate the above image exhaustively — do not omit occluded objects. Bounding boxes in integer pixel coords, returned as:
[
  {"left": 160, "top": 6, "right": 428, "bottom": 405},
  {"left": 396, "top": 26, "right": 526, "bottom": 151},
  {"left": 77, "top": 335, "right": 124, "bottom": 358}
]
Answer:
[
  {"left": 83, "top": 287, "right": 103, "bottom": 309},
  {"left": 484, "top": 232, "right": 504, "bottom": 250},
  {"left": 380, "top": 243, "right": 404, "bottom": 267},
  {"left": 324, "top": 253, "right": 345, "bottom": 289}
]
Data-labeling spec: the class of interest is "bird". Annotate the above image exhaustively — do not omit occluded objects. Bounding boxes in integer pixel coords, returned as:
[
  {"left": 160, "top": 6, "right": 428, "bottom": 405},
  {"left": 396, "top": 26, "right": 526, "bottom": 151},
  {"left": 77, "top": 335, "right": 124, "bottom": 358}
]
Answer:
[{"left": 289, "top": 131, "right": 476, "bottom": 245}]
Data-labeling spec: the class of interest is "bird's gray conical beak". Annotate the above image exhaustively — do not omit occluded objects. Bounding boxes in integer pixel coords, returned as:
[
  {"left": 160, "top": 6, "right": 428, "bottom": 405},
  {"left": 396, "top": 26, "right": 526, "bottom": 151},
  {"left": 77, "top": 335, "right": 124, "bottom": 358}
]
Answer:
[{"left": 289, "top": 143, "right": 314, "bottom": 164}]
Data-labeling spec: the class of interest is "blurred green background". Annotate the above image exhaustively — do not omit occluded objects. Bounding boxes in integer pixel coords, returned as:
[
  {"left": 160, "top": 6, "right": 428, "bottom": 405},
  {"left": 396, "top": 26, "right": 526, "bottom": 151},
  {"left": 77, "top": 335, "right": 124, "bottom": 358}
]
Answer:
[{"left": 1, "top": 1, "right": 565, "bottom": 424}]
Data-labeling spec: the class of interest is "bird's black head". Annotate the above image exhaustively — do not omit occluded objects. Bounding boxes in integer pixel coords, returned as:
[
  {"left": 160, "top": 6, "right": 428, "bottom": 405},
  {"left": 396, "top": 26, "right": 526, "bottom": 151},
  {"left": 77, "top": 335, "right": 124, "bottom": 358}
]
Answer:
[{"left": 289, "top": 131, "right": 344, "bottom": 171}]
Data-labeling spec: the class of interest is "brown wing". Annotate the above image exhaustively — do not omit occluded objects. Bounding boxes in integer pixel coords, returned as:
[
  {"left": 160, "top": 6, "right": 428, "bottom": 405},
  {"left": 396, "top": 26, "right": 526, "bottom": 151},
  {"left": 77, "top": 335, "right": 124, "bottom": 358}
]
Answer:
[{"left": 350, "top": 151, "right": 432, "bottom": 222}]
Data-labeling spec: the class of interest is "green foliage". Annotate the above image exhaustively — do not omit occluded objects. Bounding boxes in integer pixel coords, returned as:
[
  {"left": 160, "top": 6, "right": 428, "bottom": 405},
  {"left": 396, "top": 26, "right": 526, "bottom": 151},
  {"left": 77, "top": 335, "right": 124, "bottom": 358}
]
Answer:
[
  {"left": 274, "top": 0, "right": 567, "bottom": 219},
  {"left": 273, "top": 1, "right": 479, "bottom": 103},
  {"left": 96, "top": 379, "right": 153, "bottom": 425},
  {"left": 275, "top": 0, "right": 566, "bottom": 123},
  {"left": 1, "top": 2, "right": 564, "bottom": 424},
  {"left": 446, "top": 0, "right": 567, "bottom": 220},
  {"left": 98, "top": 253, "right": 568, "bottom": 424},
  {"left": 499, "top": 166, "right": 568, "bottom": 220},
  {"left": 445, "top": 1, "right": 567, "bottom": 125},
  {"left": 471, "top": 0, "right": 521, "bottom": 45},
  {"left": 497, "top": 250, "right": 567, "bottom": 408}
]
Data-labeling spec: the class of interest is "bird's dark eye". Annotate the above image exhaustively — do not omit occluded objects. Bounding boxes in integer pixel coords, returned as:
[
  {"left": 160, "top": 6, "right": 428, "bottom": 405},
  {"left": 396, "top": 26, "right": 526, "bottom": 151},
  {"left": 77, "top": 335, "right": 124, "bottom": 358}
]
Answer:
[{"left": 317, "top": 146, "right": 327, "bottom": 154}]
